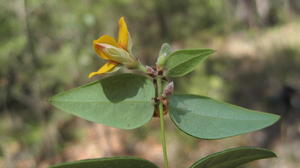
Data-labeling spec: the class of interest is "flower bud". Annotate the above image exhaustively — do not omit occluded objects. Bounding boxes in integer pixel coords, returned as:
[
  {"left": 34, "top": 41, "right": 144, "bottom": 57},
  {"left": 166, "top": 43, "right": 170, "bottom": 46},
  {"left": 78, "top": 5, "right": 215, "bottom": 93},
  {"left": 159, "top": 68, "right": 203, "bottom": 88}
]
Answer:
[
  {"left": 163, "top": 81, "right": 174, "bottom": 97},
  {"left": 157, "top": 43, "right": 172, "bottom": 67},
  {"left": 96, "top": 43, "right": 138, "bottom": 68},
  {"left": 146, "top": 65, "right": 157, "bottom": 77}
]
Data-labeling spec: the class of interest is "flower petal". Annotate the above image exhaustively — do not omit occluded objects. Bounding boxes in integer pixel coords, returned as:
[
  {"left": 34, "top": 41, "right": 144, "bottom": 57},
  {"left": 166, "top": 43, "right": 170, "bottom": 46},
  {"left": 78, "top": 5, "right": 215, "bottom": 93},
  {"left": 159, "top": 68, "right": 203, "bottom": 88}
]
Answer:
[
  {"left": 88, "top": 61, "right": 119, "bottom": 78},
  {"left": 118, "top": 17, "right": 131, "bottom": 51},
  {"left": 93, "top": 35, "right": 119, "bottom": 60}
]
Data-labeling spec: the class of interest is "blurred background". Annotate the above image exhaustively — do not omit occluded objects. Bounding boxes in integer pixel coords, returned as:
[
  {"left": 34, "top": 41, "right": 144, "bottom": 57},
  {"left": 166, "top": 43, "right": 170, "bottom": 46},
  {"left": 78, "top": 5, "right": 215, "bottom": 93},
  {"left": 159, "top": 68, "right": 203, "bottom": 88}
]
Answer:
[{"left": 1, "top": 0, "right": 300, "bottom": 167}]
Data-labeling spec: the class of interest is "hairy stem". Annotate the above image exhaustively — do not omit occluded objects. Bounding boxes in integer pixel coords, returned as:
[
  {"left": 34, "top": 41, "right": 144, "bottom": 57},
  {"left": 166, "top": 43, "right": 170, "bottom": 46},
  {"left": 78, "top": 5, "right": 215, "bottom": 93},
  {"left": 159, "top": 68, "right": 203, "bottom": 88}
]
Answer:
[{"left": 157, "top": 76, "right": 169, "bottom": 168}]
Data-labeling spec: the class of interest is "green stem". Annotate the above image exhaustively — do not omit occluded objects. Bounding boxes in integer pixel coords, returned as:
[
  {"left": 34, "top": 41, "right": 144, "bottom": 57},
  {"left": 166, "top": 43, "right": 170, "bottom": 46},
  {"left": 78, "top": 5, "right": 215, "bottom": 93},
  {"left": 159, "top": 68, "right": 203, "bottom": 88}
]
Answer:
[
  {"left": 137, "top": 62, "right": 147, "bottom": 73},
  {"left": 157, "top": 77, "right": 169, "bottom": 168}
]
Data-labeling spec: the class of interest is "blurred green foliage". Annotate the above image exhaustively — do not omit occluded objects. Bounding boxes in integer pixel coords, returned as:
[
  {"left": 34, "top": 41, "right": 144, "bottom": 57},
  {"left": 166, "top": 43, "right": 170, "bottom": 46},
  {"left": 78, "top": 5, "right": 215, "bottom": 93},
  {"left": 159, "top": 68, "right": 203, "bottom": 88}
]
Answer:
[{"left": 1, "top": 0, "right": 300, "bottom": 168}]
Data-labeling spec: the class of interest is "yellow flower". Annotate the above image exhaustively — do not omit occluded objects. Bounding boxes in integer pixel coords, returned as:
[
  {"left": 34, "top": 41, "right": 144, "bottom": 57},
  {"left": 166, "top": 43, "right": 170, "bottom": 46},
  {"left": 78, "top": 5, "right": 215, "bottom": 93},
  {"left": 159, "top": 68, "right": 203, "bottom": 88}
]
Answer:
[{"left": 88, "top": 17, "right": 137, "bottom": 78}]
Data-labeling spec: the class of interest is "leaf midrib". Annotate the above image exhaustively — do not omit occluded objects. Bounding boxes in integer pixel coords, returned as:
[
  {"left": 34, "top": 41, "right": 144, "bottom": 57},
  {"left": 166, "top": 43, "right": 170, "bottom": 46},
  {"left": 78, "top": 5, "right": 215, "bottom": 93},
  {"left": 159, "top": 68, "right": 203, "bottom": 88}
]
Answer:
[
  {"left": 171, "top": 108, "right": 275, "bottom": 121},
  {"left": 168, "top": 53, "right": 208, "bottom": 70}
]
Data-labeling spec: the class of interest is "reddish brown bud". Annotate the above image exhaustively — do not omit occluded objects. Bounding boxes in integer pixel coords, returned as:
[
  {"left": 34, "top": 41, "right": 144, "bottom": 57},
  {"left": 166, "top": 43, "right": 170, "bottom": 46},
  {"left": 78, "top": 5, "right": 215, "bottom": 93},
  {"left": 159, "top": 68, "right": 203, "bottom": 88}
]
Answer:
[{"left": 163, "top": 81, "right": 174, "bottom": 97}]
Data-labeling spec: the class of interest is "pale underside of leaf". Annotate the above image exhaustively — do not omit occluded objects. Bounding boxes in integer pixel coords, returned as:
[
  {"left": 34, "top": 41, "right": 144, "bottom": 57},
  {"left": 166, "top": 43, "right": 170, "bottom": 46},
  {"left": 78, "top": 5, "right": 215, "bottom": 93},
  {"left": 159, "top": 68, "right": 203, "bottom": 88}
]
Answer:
[
  {"left": 50, "top": 73, "right": 155, "bottom": 129},
  {"left": 169, "top": 94, "right": 280, "bottom": 139}
]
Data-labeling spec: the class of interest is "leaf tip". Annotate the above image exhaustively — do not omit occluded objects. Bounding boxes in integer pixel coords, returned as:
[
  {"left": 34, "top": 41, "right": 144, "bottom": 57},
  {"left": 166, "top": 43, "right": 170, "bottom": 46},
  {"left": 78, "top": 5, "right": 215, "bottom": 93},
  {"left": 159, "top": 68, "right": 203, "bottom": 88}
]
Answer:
[
  {"left": 204, "top": 48, "right": 216, "bottom": 57},
  {"left": 267, "top": 113, "right": 281, "bottom": 127}
]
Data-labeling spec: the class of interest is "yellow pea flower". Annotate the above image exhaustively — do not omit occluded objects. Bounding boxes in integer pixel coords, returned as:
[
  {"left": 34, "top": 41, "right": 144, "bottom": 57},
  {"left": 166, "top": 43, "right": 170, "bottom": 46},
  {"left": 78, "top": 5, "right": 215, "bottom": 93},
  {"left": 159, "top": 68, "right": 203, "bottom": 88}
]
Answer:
[{"left": 88, "top": 17, "right": 137, "bottom": 78}]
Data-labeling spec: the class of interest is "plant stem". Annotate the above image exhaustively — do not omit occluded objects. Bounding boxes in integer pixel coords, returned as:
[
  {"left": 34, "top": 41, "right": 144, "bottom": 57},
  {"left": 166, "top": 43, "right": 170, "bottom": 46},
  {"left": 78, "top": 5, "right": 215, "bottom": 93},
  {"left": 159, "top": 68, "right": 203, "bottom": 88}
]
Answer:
[
  {"left": 137, "top": 62, "right": 147, "bottom": 73},
  {"left": 157, "top": 77, "right": 169, "bottom": 168}
]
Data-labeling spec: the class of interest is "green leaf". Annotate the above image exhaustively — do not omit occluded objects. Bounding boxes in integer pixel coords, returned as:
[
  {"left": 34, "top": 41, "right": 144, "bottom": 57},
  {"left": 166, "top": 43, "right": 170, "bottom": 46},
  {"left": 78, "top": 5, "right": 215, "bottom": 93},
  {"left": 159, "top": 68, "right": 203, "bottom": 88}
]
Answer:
[
  {"left": 50, "top": 156, "right": 159, "bottom": 168},
  {"left": 169, "top": 94, "right": 280, "bottom": 139},
  {"left": 159, "top": 43, "right": 173, "bottom": 57},
  {"left": 50, "top": 73, "right": 155, "bottom": 129},
  {"left": 189, "top": 147, "right": 276, "bottom": 168},
  {"left": 164, "top": 49, "right": 214, "bottom": 77},
  {"left": 157, "top": 43, "right": 173, "bottom": 66}
]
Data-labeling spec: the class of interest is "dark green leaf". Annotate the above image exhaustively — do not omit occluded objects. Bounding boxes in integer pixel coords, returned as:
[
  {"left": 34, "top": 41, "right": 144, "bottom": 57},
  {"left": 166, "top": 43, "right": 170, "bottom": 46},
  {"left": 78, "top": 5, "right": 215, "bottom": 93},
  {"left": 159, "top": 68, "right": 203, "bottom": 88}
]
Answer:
[
  {"left": 189, "top": 147, "right": 276, "bottom": 168},
  {"left": 165, "top": 49, "right": 214, "bottom": 77},
  {"left": 169, "top": 94, "right": 280, "bottom": 139},
  {"left": 50, "top": 73, "right": 155, "bottom": 129},
  {"left": 50, "top": 156, "right": 159, "bottom": 168}
]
